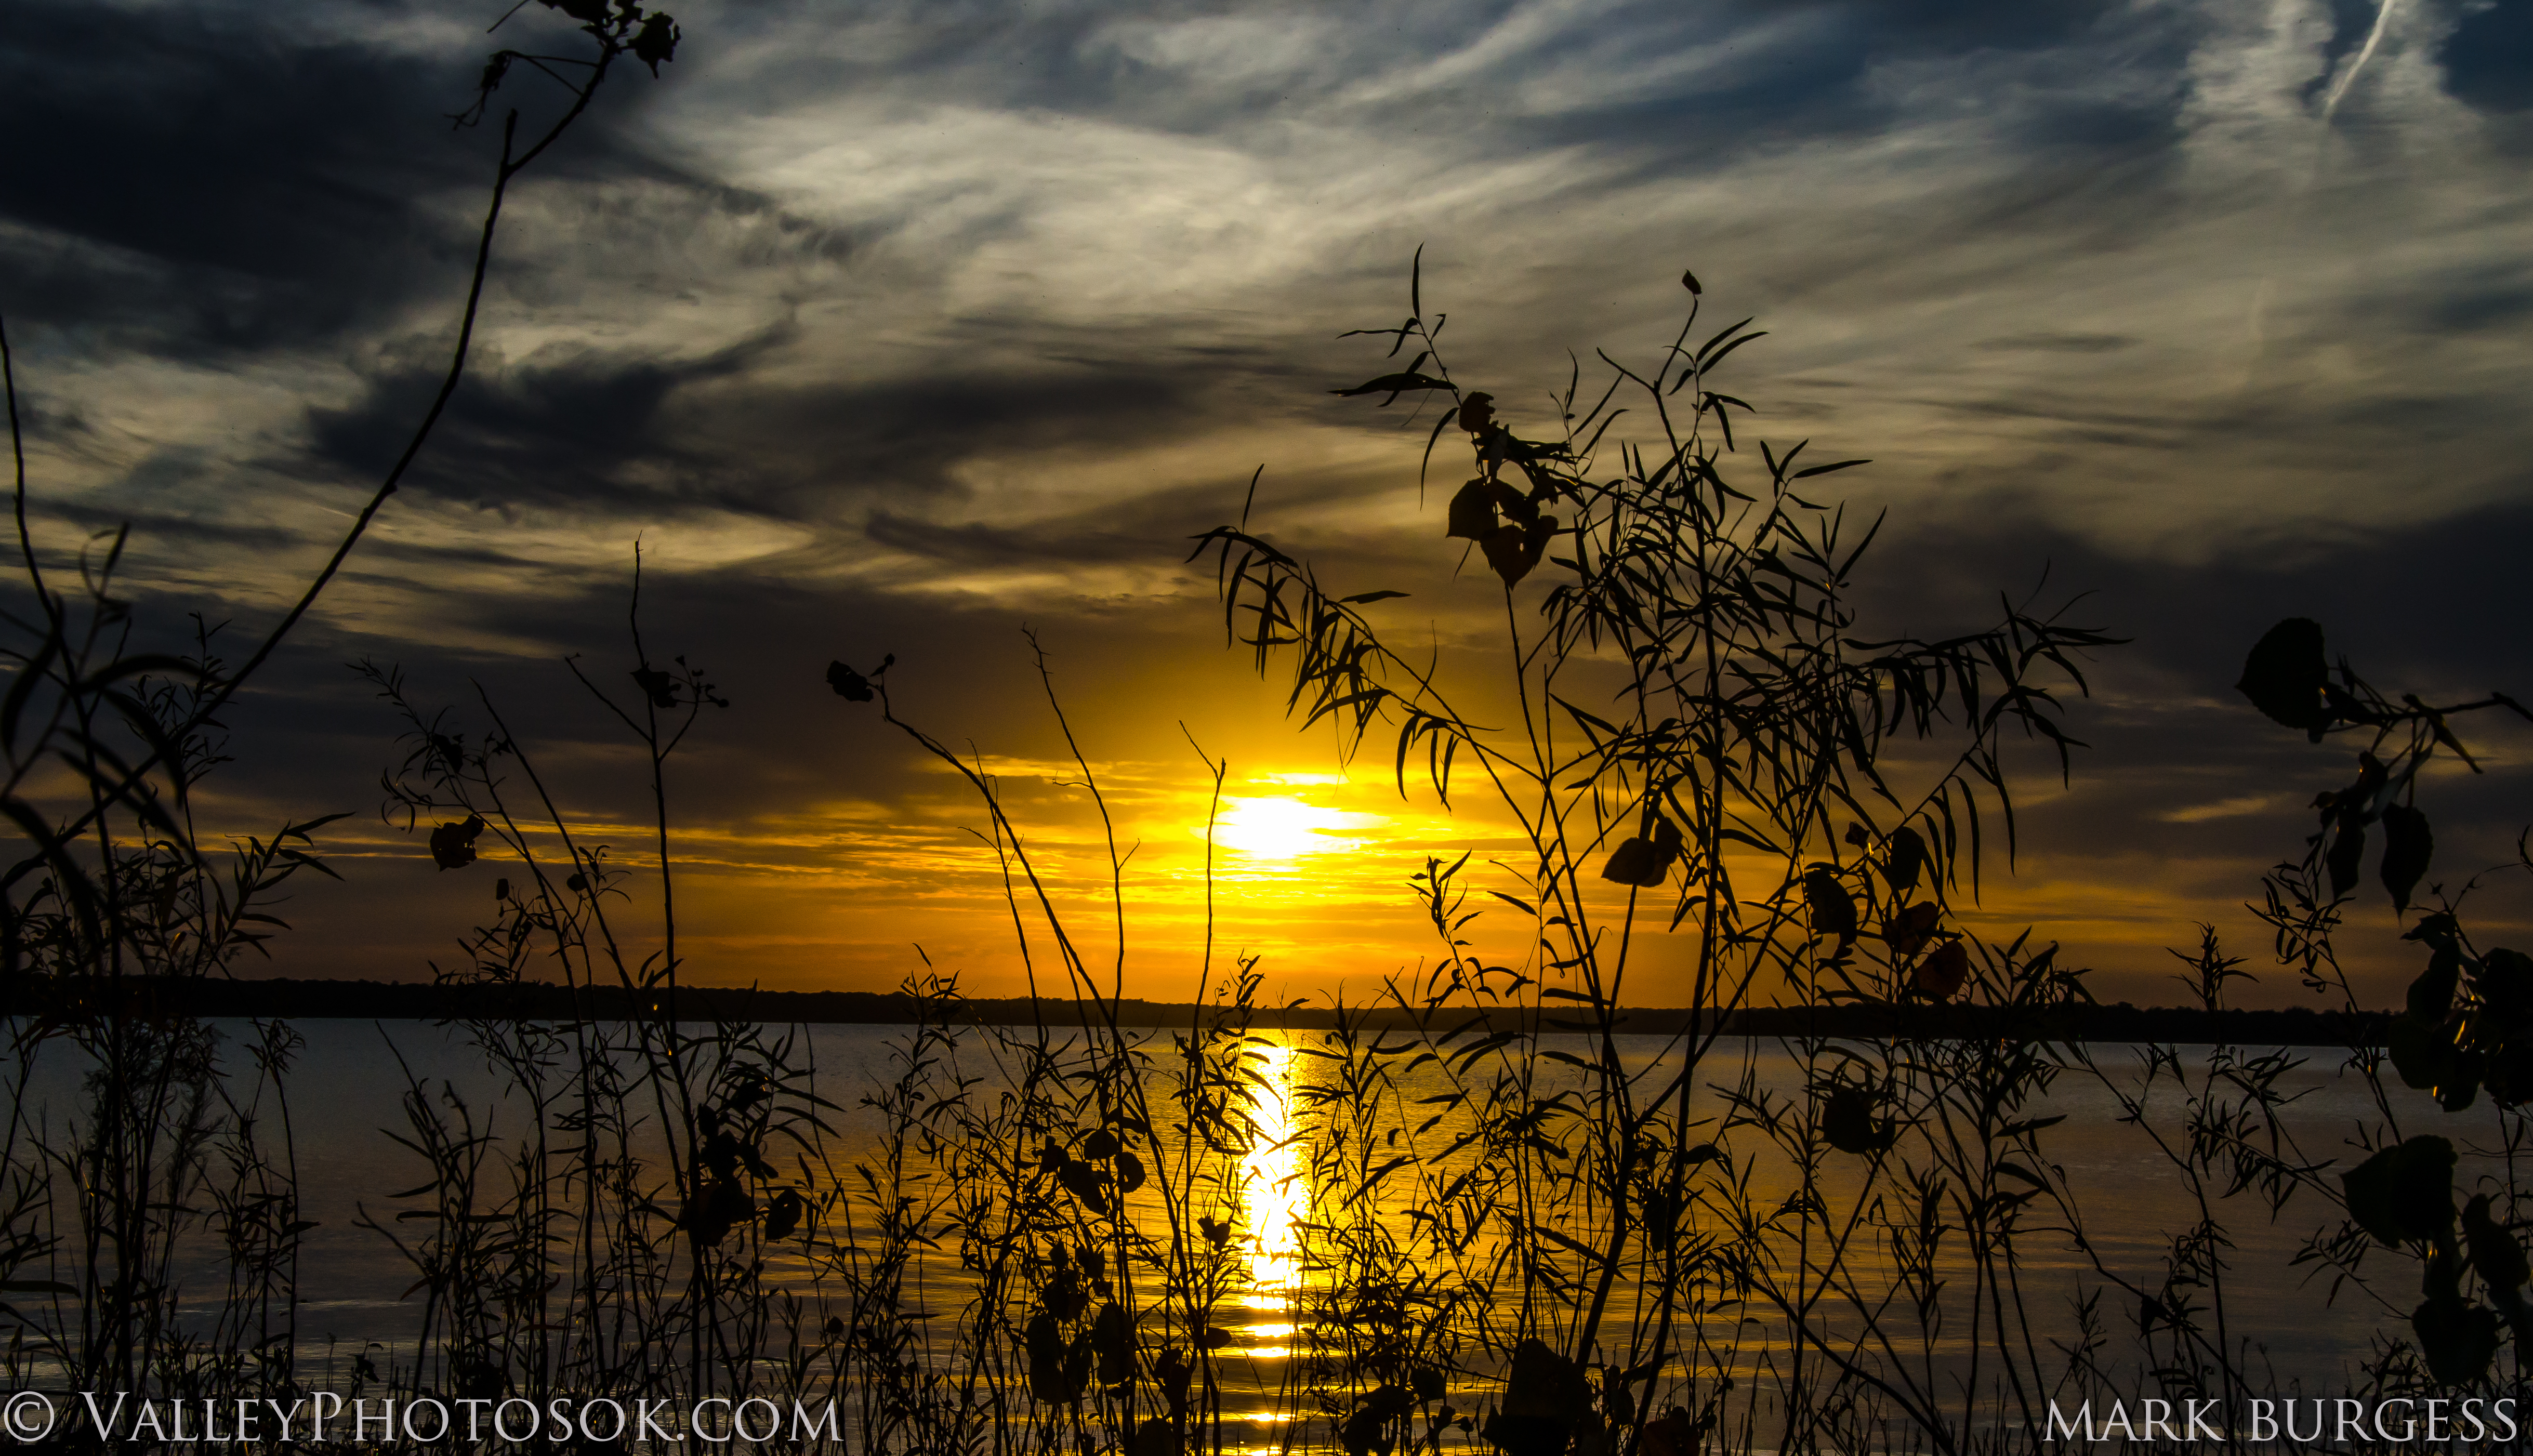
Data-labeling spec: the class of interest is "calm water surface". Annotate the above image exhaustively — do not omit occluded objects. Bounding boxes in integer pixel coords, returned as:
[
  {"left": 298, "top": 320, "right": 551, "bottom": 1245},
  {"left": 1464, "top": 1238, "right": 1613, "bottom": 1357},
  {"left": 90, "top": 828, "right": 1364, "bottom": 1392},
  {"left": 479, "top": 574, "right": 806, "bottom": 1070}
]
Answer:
[{"left": 2, "top": 1020, "right": 2474, "bottom": 1423}]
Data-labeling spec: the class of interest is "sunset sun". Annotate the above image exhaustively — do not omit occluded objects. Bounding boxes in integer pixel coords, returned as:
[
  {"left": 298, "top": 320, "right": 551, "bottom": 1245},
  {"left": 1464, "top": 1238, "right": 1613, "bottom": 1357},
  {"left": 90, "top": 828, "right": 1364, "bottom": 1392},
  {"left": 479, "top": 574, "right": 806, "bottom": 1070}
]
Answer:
[{"left": 1206, "top": 795, "right": 1360, "bottom": 861}]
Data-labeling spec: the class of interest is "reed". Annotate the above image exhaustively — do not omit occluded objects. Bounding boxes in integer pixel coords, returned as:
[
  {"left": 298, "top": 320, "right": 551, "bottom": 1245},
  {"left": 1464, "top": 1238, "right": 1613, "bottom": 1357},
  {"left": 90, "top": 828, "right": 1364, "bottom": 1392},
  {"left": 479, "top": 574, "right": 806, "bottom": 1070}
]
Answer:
[{"left": 3, "top": 8, "right": 2531, "bottom": 1448}]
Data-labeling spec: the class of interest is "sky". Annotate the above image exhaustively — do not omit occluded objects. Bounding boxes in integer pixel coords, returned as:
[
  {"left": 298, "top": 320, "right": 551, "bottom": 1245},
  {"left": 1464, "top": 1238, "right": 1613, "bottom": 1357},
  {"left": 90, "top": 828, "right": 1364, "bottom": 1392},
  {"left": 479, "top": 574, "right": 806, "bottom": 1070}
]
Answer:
[{"left": 2, "top": 0, "right": 2528, "bottom": 1008}]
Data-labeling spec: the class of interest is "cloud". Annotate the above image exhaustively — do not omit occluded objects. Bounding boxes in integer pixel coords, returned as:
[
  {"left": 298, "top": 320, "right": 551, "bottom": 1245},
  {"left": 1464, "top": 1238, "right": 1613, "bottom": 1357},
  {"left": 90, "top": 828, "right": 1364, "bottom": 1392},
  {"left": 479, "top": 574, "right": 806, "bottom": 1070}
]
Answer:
[
  {"left": 2158, "top": 795, "right": 2288, "bottom": 824},
  {"left": 0, "top": 1, "right": 490, "bottom": 355},
  {"left": 8, "top": 0, "right": 2531, "bottom": 1001}
]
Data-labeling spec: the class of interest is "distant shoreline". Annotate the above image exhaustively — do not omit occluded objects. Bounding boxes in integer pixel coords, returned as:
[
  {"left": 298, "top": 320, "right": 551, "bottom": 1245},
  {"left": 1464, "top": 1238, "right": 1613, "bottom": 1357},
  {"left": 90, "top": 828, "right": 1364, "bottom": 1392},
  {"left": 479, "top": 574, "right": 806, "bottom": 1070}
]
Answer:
[{"left": 0, "top": 976, "right": 2388, "bottom": 1044}]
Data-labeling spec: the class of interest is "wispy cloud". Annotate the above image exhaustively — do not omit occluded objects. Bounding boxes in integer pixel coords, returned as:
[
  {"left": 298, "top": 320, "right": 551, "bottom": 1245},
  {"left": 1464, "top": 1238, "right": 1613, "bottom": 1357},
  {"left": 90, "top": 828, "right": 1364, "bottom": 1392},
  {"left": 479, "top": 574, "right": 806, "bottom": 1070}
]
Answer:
[{"left": 4, "top": 0, "right": 2527, "bottom": 1000}]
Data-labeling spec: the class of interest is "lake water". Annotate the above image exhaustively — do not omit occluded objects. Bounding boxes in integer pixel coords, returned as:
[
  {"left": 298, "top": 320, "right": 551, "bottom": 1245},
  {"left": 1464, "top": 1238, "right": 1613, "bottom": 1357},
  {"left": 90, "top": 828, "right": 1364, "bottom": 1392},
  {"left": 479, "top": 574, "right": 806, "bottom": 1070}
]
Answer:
[{"left": 0, "top": 1018, "right": 2483, "bottom": 1444}]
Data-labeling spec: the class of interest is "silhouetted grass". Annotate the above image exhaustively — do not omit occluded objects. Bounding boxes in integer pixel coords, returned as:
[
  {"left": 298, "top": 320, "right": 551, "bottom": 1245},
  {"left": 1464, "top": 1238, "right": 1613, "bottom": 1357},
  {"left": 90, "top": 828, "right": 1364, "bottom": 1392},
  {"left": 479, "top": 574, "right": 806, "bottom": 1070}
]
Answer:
[{"left": 4, "top": 10, "right": 2533, "bottom": 1450}]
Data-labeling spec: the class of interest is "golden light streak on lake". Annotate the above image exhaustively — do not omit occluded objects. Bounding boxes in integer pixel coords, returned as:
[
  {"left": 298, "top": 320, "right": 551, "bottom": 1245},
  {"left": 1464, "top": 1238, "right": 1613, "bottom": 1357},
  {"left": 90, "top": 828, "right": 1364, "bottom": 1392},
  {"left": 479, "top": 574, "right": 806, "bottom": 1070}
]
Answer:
[{"left": 1236, "top": 1042, "right": 1307, "bottom": 1338}]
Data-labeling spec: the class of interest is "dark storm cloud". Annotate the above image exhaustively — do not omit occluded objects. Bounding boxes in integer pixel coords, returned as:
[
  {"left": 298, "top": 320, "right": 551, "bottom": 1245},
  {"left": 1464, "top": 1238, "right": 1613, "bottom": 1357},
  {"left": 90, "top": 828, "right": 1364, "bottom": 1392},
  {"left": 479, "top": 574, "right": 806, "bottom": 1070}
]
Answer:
[
  {"left": 303, "top": 326, "right": 783, "bottom": 508},
  {"left": 0, "top": 0, "right": 717, "bottom": 361},
  {"left": 307, "top": 334, "right": 1256, "bottom": 525},
  {"left": 0, "top": 2, "right": 490, "bottom": 354},
  {"left": 1847, "top": 491, "right": 2533, "bottom": 864}
]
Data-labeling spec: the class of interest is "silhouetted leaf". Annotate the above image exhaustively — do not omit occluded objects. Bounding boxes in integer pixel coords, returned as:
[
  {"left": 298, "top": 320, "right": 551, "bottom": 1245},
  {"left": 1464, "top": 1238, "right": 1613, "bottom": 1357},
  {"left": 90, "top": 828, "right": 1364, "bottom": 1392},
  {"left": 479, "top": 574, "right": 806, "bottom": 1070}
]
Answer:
[
  {"left": 1600, "top": 838, "right": 1661, "bottom": 886},
  {"left": 1680, "top": 268, "right": 1701, "bottom": 295},
  {"left": 2410, "top": 944, "right": 2463, "bottom": 1021},
  {"left": 1343, "top": 1389, "right": 1415, "bottom": 1456},
  {"left": 2327, "top": 819, "right": 2365, "bottom": 898},
  {"left": 1882, "top": 902, "right": 1940, "bottom": 956},
  {"left": 1790, "top": 459, "right": 1869, "bottom": 480},
  {"left": 1093, "top": 1303, "right": 1134, "bottom": 1386},
  {"left": 1114, "top": 1149, "right": 1146, "bottom": 1194},
  {"left": 1803, "top": 868, "right": 1857, "bottom": 949},
  {"left": 1491, "top": 478, "right": 1541, "bottom": 527},
  {"left": 2480, "top": 948, "right": 2533, "bottom": 1035},
  {"left": 2464, "top": 1193, "right": 2528, "bottom": 1291},
  {"left": 2441, "top": 1062, "right": 2482, "bottom": 1113},
  {"left": 763, "top": 1188, "right": 805, "bottom": 1242},
  {"left": 1340, "top": 590, "right": 1410, "bottom": 605},
  {"left": 2387, "top": 1013, "right": 2452, "bottom": 1091},
  {"left": 2235, "top": 618, "right": 2331, "bottom": 737},
  {"left": 1915, "top": 940, "right": 1969, "bottom": 1001},
  {"left": 1493, "top": 1339, "right": 1590, "bottom": 1456},
  {"left": 1819, "top": 1085, "right": 1895, "bottom": 1155},
  {"left": 631, "top": 667, "right": 678, "bottom": 709},
  {"left": 1056, "top": 1160, "right": 1110, "bottom": 1214},
  {"left": 2342, "top": 1135, "right": 2456, "bottom": 1247},
  {"left": 1082, "top": 1129, "right": 1119, "bottom": 1159},
  {"left": 1600, "top": 816, "right": 1680, "bottom": 888},
  {"left": 1882, "top": 826, "right": 1927, "bottom": 892},
  {"left": 1481, "top": 517, "right": 1556, "bottom": 586},
  {"left": 1458, "top": 392, "right": 1495, "bottom": 434},
  {"left": 428, "top": 814, "right": 487, "bottom": 871},
  {"left": 678, "top": 1178, "right": 754, "bottom": 1248},
  {"left": 2413, "top": 1294, "right": 2500, "bottom": 1386},
  {"left": 1642, "top": 1408, "right": 1701, "bottom": 1456},
  {"left": 1026, "top": 1310, "right": 1081, "bottom": 1404},
  {"left": 2381, "top": 803, "right": 2433, "bottom": 914},
  {"left": 630, "top": 11, "right": 680, "bottom": 75},
  {"left": 2485, "top": 1036, "right": 2533, "bottom": 1108},
  {"left": 1330, "top": 370, "right": 1455, "bottom": 404},
  {"left": 827, "top": 660, "right": 874, "bottom": 701},
  {"left": 1447, "top": 480, "right": 1495, "bottom": 541}
]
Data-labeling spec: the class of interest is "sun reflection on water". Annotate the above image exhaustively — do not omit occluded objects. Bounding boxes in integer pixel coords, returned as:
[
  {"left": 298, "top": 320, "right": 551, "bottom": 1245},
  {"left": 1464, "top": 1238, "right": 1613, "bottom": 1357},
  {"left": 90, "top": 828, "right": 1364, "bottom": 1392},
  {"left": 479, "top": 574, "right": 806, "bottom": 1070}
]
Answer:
[{"left": 1237, "top": 1042, "right": 1307, "bottom": 1312}]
